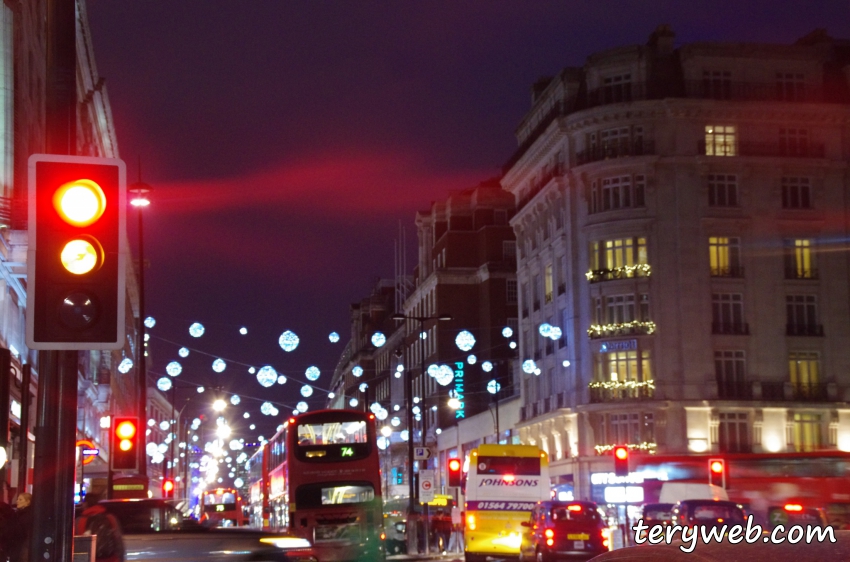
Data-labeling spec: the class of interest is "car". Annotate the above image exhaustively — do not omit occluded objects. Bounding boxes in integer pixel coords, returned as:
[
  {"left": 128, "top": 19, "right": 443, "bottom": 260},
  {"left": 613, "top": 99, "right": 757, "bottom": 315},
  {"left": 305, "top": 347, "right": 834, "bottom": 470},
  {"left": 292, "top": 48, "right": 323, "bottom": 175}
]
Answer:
[
  {"left": 95, "top": 498, "right": 317, "bottom": 562},
  {"left": 520, "top": 500, "right": 610, "bottom": 561},
  {"left": 767, "top": 503, "right": 830, "bottom": 530},
  {"left": 637, "top": 503, "right": 675, "bottom": 539},
  {"left": 671, "top": 499, "right": 746, "bottom": 531}
]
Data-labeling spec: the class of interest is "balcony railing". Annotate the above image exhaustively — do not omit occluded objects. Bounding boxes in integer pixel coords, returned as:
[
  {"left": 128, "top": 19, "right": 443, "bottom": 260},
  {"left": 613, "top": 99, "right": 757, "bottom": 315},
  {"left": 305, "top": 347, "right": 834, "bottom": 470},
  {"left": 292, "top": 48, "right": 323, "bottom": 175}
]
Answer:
[
  {"left": 586, "top": 264, "right": 651, "bottom": 283},
  {"left": 576, "top": 139, "right": 655, "bottom": 166},
  {"left": 711, "top": 322, "right": 750, "bottom": 335},
  {"left": 710, "top": 266, "right": 744, "bottom": 278},
  {"left": 760, "top": 381, "right": 831, "bottom": 402},
  {"left": 698, "top": 140, "right": 826, "bottom": 159},
  {"left": 587, "top": 321, "right": 656, "bottom": 339},
  {"left": 684, "top": 80, "right": 824, "bottom": 103},
  {"left": 786, "top": 323, "right": 824, "bottom": 337},
  {"left": 589, "top": 380, "right": 655, "bottom": 403},
  {"left": 785, "top": 267, "right": 819, "bottom": 280},
  {"left": 716, "top": 380, "right": 753, "bottom": 400}
]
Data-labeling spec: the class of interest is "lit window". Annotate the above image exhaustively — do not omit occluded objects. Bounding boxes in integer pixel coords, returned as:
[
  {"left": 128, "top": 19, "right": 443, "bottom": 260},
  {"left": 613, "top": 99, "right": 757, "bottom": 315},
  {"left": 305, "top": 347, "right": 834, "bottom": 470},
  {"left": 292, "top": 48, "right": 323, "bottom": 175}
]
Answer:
[{"left": 705, "top": 125, "right": 736, "bottom": 156}]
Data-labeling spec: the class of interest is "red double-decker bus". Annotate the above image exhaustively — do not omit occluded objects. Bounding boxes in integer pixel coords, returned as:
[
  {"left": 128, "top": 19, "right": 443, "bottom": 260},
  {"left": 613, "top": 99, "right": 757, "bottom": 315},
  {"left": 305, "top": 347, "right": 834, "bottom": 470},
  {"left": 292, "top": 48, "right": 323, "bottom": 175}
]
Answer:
[
  {"left": 199, "top": 487, "right": 246, "bottom": 527},
  {"left": 247, "top": 409, "right": 386, "bottom": 561}
]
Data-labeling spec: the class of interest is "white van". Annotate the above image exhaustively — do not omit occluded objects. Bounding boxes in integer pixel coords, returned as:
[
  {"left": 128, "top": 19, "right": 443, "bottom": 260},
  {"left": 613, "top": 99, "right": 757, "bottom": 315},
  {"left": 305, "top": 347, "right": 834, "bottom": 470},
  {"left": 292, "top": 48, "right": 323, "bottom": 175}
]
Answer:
[{"left": 658, "top": 483, "right": 728, "bottom": 504}]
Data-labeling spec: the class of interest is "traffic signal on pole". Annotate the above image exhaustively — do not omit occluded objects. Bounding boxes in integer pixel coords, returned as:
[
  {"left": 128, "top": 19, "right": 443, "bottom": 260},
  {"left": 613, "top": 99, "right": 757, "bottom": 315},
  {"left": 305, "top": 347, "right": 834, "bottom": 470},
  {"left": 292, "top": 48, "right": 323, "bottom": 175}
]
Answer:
[
  {"left": 613, "top": 446, "right": 629, "bottom": 477},
  {"left": 447, "top": 457, "right": 462, "bottom": 487},
  {"left": 708, "top": 458, "right": 726, "bottom": 488},
  {"left": 111, "top": 417, "right": 139, "bottom": 471},
  {"left": 162, "top": 478, "right": 175, "bottom": 499},
  {"left": 394, "top": 468, "right": 403, "bottom": 485},
  {"left": 27, "top": 154, "right": 127, "bottom": 350}
]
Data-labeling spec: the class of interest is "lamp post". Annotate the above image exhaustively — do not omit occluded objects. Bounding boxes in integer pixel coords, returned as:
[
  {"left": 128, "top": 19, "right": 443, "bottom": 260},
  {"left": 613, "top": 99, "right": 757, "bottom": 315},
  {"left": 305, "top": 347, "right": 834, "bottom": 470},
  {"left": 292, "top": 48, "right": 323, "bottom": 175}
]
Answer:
[
  {"left": 391, "top": 312, "right": 452, "bottom": 555},
  {"left": 130, "top": 178, "right": 151, "bottom": 477}
]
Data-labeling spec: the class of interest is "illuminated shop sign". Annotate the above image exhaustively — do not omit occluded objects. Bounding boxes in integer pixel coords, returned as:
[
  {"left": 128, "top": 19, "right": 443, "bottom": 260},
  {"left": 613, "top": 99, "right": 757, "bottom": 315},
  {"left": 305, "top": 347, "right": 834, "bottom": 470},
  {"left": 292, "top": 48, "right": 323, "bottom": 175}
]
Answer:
[
  {"left": 599, "top": 339, "right": 637, "bottom": 353},
  {"left": 454, "top": 362, "right": 465, "bottom": 419}
]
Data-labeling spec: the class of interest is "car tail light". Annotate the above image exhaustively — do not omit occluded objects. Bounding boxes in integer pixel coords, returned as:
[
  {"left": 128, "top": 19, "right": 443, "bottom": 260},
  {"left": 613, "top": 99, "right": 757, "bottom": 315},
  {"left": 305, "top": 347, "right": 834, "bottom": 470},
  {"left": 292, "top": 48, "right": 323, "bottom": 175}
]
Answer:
[
  {"left": 467, "top": 514, "right": 476, "bottom": 530},
  {"left": 380, "top": 532, "right": 386, "bottom": 540},
  {"left": 545, "top": 528, "right": 554, "bottom": 546},
  {"left": 601, "top": 529, "right": 610, "bottom": 549},
  {"left": 784, "top": 504, "right": 803, "bottom": 512}
]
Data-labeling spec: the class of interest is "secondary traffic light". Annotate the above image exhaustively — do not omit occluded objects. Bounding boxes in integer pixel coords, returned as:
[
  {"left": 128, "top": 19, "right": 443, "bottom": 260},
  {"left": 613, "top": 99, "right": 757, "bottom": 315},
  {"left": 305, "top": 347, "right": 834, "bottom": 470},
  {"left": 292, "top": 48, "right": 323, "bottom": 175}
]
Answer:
[
  {"left": 447, "top": 457, "right": 462, "bottom": 487},
  {"left": 613, "top": 446, "right": 629, "bottom": 477},
  {"left": 27, "top": 154, "right": 127, "bottom": 349},
  {"left": 709, "top": 458, "right": 726, "bottom": 488},
  {"left": 162, "top": 478, "right": 175, "bottom": 499},
  {"left": 394, "top": 468, "right": 403, "bottom": 485},
  {"left": 111, "top": 417, "right": 139, "bottom": 471}
]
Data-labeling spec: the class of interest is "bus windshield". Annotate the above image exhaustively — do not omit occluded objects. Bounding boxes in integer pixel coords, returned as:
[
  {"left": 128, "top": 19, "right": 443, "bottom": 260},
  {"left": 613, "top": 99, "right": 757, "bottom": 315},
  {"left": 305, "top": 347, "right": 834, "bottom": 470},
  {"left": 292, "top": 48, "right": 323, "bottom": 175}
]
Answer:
[
  {"left": 297, "top": 420, "right": 368, "bottom": 445},
  {"left": 295, "top": 482, "right": 376, "bottom": 509},
  {"left": 475, "top": 456, "right": 541, "bottom": 476},
  {"left": 203, "top": 490, "right": 237, "bottom": 512}
]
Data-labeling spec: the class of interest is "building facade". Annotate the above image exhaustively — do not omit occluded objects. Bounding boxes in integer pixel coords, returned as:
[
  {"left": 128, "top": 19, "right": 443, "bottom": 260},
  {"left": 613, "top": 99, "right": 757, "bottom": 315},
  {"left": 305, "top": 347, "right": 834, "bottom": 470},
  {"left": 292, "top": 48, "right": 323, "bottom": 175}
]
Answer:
[{"left": 502, "top": 26, "right": 850, "bottom": 499}]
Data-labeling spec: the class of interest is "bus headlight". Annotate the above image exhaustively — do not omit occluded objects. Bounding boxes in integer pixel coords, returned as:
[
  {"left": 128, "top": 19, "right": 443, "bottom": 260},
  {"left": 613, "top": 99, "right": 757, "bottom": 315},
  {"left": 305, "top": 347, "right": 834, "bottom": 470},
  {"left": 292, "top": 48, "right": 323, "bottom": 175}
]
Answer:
[{"left": 259, "top": 537, "right": 313, "bottom": 549}]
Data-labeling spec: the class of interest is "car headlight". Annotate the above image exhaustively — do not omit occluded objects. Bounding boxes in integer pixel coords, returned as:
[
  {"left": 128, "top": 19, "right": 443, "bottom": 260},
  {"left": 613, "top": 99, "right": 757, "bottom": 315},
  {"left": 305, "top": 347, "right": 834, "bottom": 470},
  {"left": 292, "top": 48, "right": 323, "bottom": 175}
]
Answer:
[{"left": 259, "top": 537, "right": 313, "bottom": 549}]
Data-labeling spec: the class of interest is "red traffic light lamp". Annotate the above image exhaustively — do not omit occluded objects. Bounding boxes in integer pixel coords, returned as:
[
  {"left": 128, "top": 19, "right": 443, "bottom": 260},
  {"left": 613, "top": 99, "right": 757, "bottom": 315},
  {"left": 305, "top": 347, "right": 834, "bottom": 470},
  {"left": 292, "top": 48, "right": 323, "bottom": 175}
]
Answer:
[
  {"left": 162, "top": 478, "right": 175, "bottom": 499},
  {"left": 613, "top": 446, "right": 629, "bottom": 477},
  {"left": 709, "top": 458, "right": 726, "bottom": 488},
  {"left": 447, "top": 457, "right": 462, "bottom": 487},
  {"left": 111, "top": 417, "right": 139, "bottom": 471},
  {"left": 27, "top": 154, "right": 126, "bottom": 349}
]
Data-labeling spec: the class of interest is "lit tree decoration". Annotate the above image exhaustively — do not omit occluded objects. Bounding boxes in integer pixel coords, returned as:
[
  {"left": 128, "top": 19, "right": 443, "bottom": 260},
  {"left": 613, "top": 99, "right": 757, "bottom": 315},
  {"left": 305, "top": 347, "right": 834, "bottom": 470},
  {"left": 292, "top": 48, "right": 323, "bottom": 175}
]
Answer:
[
  {"left": 371, "top": 332, "right": 387, "bottom": 347},
  {"left": 482, "top": 361, "right": 493, "bottom": 372},
  {"left": 146, "top": 442, "right": 158, "bottom": 456},
  {"left": 427, "top": 364, "right": 440, "bottom": 377},
  {"left": 455, "top": 330, "right": 476, "bottom": 352},
  {"left": 212, "top": 358, "right": 226, "bottom": 373},
  {"left": 329, "top": 332, "right": 340, "bottom": 343},
  {"left": 279, "top": 330, "right": 300, "bottom": 352},
  {"left": 157, "top": 443, "right": 168, "bottom": 454},
  {"left": 159, "top": 420, "right": 170, "bottom": 431},
  {"left": 157, "top": 377, "right": 172, "bottom": 392},
  {"left": 277, "top": 375, "right": 287, "bottom": 385},
  {"left": 260, "top": 402, "right": 275, "bottom": 415},
  {"left": 248, "top": 366, "right": 256, "bottom": 374},
  {"left": 243, "top": 412, "right": 250, "bottom": 419},
  {"left": 487, "top": 380, "right": 501, "bottom": 394},
  {"left": 191, "top": 418, "right": 201, "bottom": 429},
  {"left": 370, "top": 402, "right": 382, "bottom": 413},
  {"left": 349, "top": 398, "right": 359, "bottom": 407},
  {"left": 296, "top": 401, "right": 309, "bottom": 413},
  {"left": 352, "top": 366, "right": 364, "bottom": 378},
  {"left": 502, "top": 326, "right": 513, "bottom": 338},
  {"left": 301, "top": 385, "right": 313, "bottom": 397},
  {"left": 305, "top": 366, "right": 320, "bottom": 381},
  {"left": 230, "top": 395, "right": 241, "bottom": 406},
  {"left": 239, "top": 327, "right": 248, "bottom": 335},
  {"left": 435, "top": 365, "right": 454, "bottom": 386},
  {"left": 234, "top": 477, "right": 244, "bottom": 488},
  {"left": 509, "top": 341, "right": 517, "bottom": 349},
  {"left": 467, "top": 355, "right": 477, "bottom": 365},
  {"left": 229, "top": 439, "right": 243, "bottom": 451},
  {"left": 143, "top": 317, "right": 156, "bottom": 329},
  {"left": 189, "top": 323, "right": 205, "bottom": 337},
  {"left": 145, "top": 333, "right": 150, "bottom": 342},
  {"left": 166, "top": 361, "right": 182, "bottom": 377},
  {"left": 522, "top": 359, "right": 537, "bottom": 374},
  {"left": 396, "top": 364, "right": 404, "bottom": 372},
  {"left": 534, "top": 368, "right": 541, "bottom": 376},
  {"left": 256, "top": 366, "right": 277, "bottom": 388},
  {"left": 359, "top": 383, "right": 368, "bottom": 392},
  {"left": 401, "top": 430, "right": 409, "bottom": 441},
  {"left": 377, "top": 436, "right": 389, "bottom": 450},
  {"left": 197, "top": 387, "right": 205, "bottom": 393},
  {"left": 328, "top": 392, "right": 335, "bottom": 399},
  {"left": 179, "top": 347, "right": 190, "bottom": 358},
  {"left": 391, "top": 416, "right": 401, "bottom": 427},
  {"left": 563, "top": 360, "right": 571, "bottom": 367},
  {"left": 376, "top": 408, "right": 388, "bottom": 420},
  {"left": 549, "top": 326, "right": 563, "bottom": 340},
  {"left": 249, "top": 424, "right": 256, "bottom": 430},
  {"left": 118, "top": 358, "right": 133, "bottom": 374}
]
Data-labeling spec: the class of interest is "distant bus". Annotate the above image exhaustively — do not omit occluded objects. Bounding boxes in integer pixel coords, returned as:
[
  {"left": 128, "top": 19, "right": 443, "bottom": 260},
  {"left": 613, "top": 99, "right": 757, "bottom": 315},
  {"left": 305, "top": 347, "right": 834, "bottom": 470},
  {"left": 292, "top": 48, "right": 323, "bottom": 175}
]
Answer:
[
  {"left": 247, "top": 409, "right": 386, "bottom": 562},
  {"left": 200, "top": 487, "right": 246, "bottom": 527},
  {"left": 463, "top": 444, "right": 549, "bottom": 562}
]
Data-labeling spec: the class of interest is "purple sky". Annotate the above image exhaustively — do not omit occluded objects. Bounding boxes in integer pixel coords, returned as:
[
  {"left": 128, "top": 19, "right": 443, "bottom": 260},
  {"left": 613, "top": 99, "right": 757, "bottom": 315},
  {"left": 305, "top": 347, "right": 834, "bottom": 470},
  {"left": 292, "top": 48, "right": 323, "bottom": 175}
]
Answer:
[{"left": 85, "top": 1, "right": 850, "bottom": 437}]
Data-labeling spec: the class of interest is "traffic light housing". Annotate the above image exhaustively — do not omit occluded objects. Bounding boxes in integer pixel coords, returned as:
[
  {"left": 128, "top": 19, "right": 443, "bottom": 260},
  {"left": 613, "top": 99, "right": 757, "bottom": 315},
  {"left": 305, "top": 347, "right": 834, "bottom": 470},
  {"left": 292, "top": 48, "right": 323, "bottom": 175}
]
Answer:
[
  {"left": 111, "top": 417, "right": 139, "bottom": 471},
  {"left": 709, "top": 458, "right": 726, "bottom": 488},
  {"left": 162, "top": 478, "right": 175, "bottom": 499},
  {"left": 27, "top": 154, "right": 127, "bottom": 349},
  {"left": 447, "top": 457, "right": 462, "bottom": 487},
  {"left": 394, "top": 468, "right": 403, "bottom": 485},
  {"left": 613, "top": 446, "right": 629, "bottom": 477}
]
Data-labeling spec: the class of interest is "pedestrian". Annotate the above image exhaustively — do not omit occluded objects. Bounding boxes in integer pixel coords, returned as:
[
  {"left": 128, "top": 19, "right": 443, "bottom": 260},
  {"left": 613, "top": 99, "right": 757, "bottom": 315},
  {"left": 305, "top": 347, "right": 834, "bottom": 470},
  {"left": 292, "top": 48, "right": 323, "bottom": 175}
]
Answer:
[
  {"left": 8, "top": 493, "right": 33, "bottom": 562},
  {"left": 75, "top": 490, "right": 125, "bottom": 562}
]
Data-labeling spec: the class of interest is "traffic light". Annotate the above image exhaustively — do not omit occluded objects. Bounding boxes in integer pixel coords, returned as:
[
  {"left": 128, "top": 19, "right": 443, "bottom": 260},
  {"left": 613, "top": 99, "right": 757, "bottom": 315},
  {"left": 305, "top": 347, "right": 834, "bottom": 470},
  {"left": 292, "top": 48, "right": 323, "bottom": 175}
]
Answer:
[
  {"left": 162, "top": 478, "right": 175, "bottom": 499},
  {"left": 613, "top": 446, "right": 629, "bottom": 477},
  {"left": 111, "top": 417, "right": 138, "bottom": 471},
  {"left": 708, "top": 458, "right": 726, "bottom": 488},
  {"left": 394, "top": 468, "right": 403, "bottom": 485},
  {"left": 27, "top": 154, "right": 127, "bottom": 350},
  {"left": 447, "top": 457, "right": 462, "bottom": 487}
]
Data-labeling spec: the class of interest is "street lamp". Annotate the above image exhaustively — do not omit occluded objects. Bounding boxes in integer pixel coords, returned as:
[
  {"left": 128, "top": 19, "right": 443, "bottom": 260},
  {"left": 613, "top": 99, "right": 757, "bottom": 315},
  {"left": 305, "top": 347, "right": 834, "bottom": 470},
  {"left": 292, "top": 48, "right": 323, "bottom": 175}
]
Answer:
[
  {"left": 391, "top": 312, "right": 452, "bottom": 556},
  {"left": 130, "top": 177, "right": 151, "bottom": 477}
]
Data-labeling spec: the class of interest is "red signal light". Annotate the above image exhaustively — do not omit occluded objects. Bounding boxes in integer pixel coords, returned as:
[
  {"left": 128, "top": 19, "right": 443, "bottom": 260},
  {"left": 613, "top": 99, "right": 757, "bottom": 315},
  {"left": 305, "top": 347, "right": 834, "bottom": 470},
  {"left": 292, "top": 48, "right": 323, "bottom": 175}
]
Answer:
[
  {"left": 162, "top": 479, "right": 175, "bottom": 498},
  {"left": 614, "top": 446, "right": 628, "bottom": 460},
  {"left": 111, "top": 416, "right": 139, "bottom": 471},
  {"left": 613, "top": 446, "right": 629, "bottom": 476},
  {"left": 447, "top": 457, "right": 463, "bottom": 487},
  {"left": 567, "top": 504, "right": 582, "bottom": 512},
  {"left": 708, "top": 458, "right": 726, "bottom": 488}
]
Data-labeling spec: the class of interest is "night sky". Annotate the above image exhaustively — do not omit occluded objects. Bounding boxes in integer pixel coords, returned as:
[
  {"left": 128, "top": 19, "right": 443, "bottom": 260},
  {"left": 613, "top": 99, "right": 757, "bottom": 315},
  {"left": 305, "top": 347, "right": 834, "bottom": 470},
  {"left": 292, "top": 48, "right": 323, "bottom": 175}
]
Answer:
[{"left": 85, "top": 1, "right": 850, "bottom": 439}]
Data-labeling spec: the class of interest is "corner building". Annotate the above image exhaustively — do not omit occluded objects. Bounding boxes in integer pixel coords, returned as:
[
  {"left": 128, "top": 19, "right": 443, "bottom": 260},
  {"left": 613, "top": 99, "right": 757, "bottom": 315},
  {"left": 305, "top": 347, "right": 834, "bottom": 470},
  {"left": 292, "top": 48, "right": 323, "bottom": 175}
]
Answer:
[{"left": 501, "top": 26, "right": 850, "bottom": 503}]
